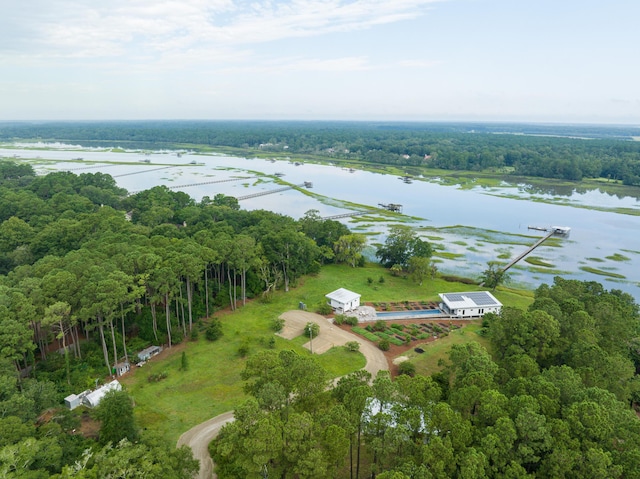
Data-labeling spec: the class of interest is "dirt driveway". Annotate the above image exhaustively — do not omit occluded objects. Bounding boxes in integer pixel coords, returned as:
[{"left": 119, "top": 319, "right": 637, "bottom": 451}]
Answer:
[
  {"left": 278, "top": 310, "right": 388, "bottom": 377},
  {"left": 178, "top": 310, "right": 389, "bottom": 478}
]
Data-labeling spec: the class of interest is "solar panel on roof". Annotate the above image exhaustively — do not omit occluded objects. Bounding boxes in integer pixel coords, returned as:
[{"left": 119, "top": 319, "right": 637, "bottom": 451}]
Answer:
[
  {"left": 446, "top": 293, "right": 464, "bottom": 302},
  {"left": 466, "top": 292, "right": 496, "bottom": 306}
]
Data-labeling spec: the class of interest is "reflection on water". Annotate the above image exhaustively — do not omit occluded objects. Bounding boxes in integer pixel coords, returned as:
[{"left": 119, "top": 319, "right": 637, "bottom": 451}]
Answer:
[{"left": 1, "top": 144, "right": 639, "bottom": 300}]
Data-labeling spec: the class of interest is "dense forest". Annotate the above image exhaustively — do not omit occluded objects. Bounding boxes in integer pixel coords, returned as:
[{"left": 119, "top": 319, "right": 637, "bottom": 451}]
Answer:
[
  {"left": 0, "top": 160, "right": 358, "bottom": 477},
  {"left": 2, "top": 120, "right": 640, "bottom": 185}
]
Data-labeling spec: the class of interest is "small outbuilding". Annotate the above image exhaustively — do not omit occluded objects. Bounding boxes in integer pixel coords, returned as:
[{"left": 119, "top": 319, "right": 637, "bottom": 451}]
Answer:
[
  {"left": 113, "top": 361, "right": 130, "bottom": 377},
  {"left": 439, "top": 291, "right": 502, "bottom": 318},
  {"left": 137, "top": 345, "right": 161, "bottom": 362},
  {"left": 326, "top": 288, "right": 361, "bottom": 313},
  {"left": 64, "top": 393, "right": 85, "bottom": 410},
  {"left": 82, "top": 380, "right": 122, "bottom": 409}
]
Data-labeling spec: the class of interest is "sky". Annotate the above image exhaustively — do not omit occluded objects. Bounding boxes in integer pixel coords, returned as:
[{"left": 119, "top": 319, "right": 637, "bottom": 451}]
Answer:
[{"left": 1, "top": 0, "right": 639, "bottom": 123}]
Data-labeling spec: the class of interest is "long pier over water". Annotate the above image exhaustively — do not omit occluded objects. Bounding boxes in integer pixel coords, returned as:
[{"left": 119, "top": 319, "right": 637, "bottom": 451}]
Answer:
[{"left": 502, "top": 230, "right": 556, "bottom": 272}]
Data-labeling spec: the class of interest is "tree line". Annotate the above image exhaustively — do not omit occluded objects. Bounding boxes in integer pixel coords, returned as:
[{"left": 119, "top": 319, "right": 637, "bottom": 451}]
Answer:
[{"left": 2, "top": 120, "right": 640, "bottom": 184}]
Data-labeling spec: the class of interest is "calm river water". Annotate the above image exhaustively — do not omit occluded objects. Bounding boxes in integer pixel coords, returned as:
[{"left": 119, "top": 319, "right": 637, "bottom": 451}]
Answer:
[{"left": 2, "top": 144, "right": 640, "bottom": 301}]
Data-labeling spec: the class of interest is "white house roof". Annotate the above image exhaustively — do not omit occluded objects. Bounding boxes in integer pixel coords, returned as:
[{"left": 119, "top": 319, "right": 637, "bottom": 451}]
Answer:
[
  {"left": 326, "top": 288, "right": 361, "bottom": 303},
  {"left": 83, "top": 380, "right": 122, "bottom": 408},
  {"left": 439, "top": 291, "right": 502, "bottom": 309}
]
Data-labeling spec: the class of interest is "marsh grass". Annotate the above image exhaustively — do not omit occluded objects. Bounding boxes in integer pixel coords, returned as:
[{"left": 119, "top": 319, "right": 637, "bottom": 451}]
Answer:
[
  {"left": 586, "top": 257, "right": 606, "bottom": 263},
  {"left": 524, "top": 256, "right": 555, "bottom": 268},
  {"left": 606, "top": 253, "right": 631, "bottom": 262},
  {"left": 579, "top": 266, "right": 626, "bottom": 279}
]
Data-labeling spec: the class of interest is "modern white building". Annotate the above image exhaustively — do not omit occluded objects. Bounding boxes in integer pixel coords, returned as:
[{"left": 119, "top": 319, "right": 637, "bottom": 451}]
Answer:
[
  {"left": 439, "top": 291, "right": 502, "bottom": 318},
  {"left": 326, "top": 288, "right": 361, "bottom": 313}
]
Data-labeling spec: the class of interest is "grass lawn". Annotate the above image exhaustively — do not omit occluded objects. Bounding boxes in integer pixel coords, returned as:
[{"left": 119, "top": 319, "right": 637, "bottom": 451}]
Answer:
[
  {"left": 405, "top": 323, "right": 492, "bottom": 376},
  {"left": 120, "top": 262, "right": 533, "bottom": 443}
]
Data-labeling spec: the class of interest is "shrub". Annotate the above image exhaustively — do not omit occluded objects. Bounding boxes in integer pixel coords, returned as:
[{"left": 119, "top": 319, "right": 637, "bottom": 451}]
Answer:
[
  {"left": 367, "top": 277, "right": 374, "bottom": 285},
  {"left": 390, "top": 324, "right": 404, "bottom": 331},
  {"left": 398, "top": 361, "right": 416, "bottom": 377},
  {"left": 333, "top": 314, "right": 347, "bottom": 325},
  {"left": 373, "top": 320, "right": 387, "bottom": 332},
  {"left": 316, "top": 303, "right": 333, "bottom": 315},
  {"left": 345, "top": 341, "right": 360, "bottom": 352},
  {"left": 378, "top": 339, "right": 390, "bottom": 351},
  {"left": 180, "top": 351, "right": 188, "bottom": 371},
  {"left": 378, "top": 276, "right": 385, "bottom": 284},
  {"left": 189, "top": 327, "right": 199, "bottom": 341},
  {"left": 270, "top": 317, "right": 285, "bottom": 332},
  {"left": 206, "top": 320, "right": 224, "bottom": 341},
  {"left": 268, "top": 337, "right": 276, "bottom": 349},
  {"left": 147, "top": 371, "right": 168, "bottom": 382},
  {"left": 305, "top": 322, "right": 320, "bottom": 338},
  {"left": 344, "top": 316, "right": 358, "bottom": 326},
  {"left": 238, "top": 342, "right": 250, "bottom": 358}
]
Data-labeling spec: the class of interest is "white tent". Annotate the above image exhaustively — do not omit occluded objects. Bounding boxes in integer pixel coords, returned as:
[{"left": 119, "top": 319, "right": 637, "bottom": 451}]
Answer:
[{"left": 82, "top": 380, "right": 122, "bottom": 408}]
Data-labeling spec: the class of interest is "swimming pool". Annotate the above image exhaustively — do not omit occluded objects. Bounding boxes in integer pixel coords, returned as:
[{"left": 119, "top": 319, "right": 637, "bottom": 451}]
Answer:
[{"left": 375, "top": 309, "right": 444, "bottom": 319}]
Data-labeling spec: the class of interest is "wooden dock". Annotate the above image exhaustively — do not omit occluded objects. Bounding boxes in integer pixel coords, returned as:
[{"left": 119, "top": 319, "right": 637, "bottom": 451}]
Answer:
[
  {"left": 128, "top": 177, "right": 251, "bottom": 195},
  {"left": 236, "top": 182, "right": 311, "bottom": 201},
  {"left": 322, "top": 211, "right": 372, "bottom": 220},
  {"left": 502, "top": 230, "right": 555, "bottom": 272}
]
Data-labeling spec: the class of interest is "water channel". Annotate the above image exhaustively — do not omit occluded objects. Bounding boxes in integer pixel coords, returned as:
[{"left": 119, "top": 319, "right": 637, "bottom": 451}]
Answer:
[{"left": 2, "top": 143, "right": 640, "bottom": 301}]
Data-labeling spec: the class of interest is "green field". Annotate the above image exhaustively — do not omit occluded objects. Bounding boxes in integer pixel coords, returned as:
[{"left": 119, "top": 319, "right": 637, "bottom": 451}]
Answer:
[{"left": 120, "top": 263, "right": 533, "bottom": 443}]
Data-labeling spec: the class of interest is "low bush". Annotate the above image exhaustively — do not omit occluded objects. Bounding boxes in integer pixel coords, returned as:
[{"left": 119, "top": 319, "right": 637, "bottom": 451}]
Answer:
[
  {"left": 206, "top": 320, "right": 224, "bottom": 341},
  {"left": 238, "top": 342, "right": 250, "bottom": 358},
  {"left": 390, "top": 324, "right": 404, "bottom": 331},
  {"left": 373, "top": 320, "right": 387, "bottom": 332},
  {"left": 344, "top": 316, "right": 358, "bottom": 326},
  {"left": 316, "top": 303, "right": 333, "bottom": 315},
  {"left": 270, "top": 317, "right": 285, "bottom": 332},
  {"left": 333, "top": 314, "right": 347, "bottom": 325},
  {"left": 148, "top": 371, "right": 168, "bottom": 382},
  {"left": 398, "top": 361, "right": 416, "bottom": 377},
  {"left": 378, "top": 339, "right": 390, "bottom": 351},
  {"left": 345, "top": 341, "right": 360, "bottom": 352}
]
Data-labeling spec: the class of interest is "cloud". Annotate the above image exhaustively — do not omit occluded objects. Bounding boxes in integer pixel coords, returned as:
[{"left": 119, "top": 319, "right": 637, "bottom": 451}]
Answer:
[
  {"left": 1, "top": 0, "right": 442, "bottom": 59},
  {"left": 218, "top": 55, "right": 373, "bottom": 74},
  {"left": 397, "top": 59, "right": 441, "bottom": 69}
]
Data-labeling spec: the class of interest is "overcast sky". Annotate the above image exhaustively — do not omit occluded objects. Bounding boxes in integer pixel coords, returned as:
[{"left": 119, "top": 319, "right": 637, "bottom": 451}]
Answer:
[{"left": 1, "top": 0, "right": 638, "bottom": 123}]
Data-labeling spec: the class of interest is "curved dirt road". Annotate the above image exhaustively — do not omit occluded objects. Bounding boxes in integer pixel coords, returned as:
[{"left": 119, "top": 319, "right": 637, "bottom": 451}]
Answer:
[
  {"left": 177, "top": 311, "right": 388, "bottom": 479},
  {"left": 177, "top": 411, "right": 234, "bottom": 479}
]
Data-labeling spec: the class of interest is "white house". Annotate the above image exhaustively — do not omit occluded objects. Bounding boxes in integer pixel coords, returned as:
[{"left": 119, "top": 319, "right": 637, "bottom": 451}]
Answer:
[
  {"left": 439, "top": 291, "right": 502, "bottom": 318},
  {"left": 82, "top": 380, "right": 122, "bottom": 409},
  {"left": 326, "top": 288, "right": 361, "bottom": 313}
]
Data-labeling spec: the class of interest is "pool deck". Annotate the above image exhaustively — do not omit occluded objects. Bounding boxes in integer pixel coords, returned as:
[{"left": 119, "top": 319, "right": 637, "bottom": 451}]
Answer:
[
  {"left": 373, "top": 311, "right": 451, "bottom": 321},
  {"left": 345, "top": 305, "right": 451, "bottom": 323}
]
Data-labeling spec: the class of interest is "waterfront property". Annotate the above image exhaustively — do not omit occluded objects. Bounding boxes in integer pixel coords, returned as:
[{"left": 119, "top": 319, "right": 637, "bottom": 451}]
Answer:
[
  {"left": 326, "top": 288, "right": 361, "bottom": 313},
  {"left": 439, "top": 291, "right": 502, "bottom": 318}
]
